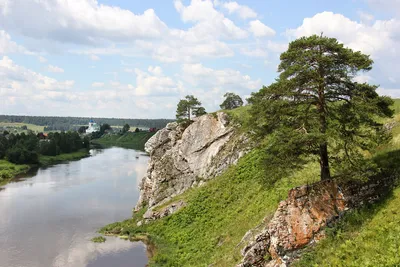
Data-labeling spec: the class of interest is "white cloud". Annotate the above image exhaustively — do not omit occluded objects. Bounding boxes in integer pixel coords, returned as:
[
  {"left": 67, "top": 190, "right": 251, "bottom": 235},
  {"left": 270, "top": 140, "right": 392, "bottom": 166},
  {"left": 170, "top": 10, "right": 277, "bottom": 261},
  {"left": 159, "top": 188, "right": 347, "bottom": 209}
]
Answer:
[
  {"left": 47, "top": 64, "right": 64, "bottom": 73},
  {"left": 0, "top": 56, "right": 75, "bottom": 109},
  {"left": 287, "top": 11, "right": 400, "bottom": 94},
  {"left": 0, "top": 30, "right": 32, "bottom": 55},
  {"left": 134, "top": 66, "right": 183, "bottom": 96},
  {"left": 180, "top": 63, "right": 262, "bottom": 111},
  {"left": 174, "top": 0, "right": 248, "bottom": 40},
  {"left": 91, "top": 82, "right": 104, "bottom": 87},
  {"left": 286, "top": 11, "right": 400, "bottom": 56},
  {"left": 249, "top": 20, "right": 276, "bottom": 37},
  {"left": 89, "top": 54, "right": 100, "bottom": 61},
  {"left": 0, "top": 0, "right": 169, "bottom": 44},
  {"left": 222, "top": 1, "right": 257, "bottom": 19}
]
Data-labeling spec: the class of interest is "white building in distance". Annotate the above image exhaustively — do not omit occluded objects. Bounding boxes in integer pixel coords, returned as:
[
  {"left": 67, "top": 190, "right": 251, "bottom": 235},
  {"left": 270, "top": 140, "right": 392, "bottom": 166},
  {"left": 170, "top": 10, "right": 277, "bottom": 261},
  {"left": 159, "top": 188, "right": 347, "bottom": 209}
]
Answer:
[{"left": 86, "top": 119, "right": 100, "bottom": 133}]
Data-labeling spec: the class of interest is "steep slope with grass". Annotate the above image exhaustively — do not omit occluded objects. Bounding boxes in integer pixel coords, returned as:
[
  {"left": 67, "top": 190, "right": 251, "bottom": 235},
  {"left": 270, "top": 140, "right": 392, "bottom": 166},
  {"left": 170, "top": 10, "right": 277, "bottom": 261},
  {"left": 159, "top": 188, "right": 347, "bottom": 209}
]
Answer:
[{"left": 101, "top": 101, "right": 400, "bottom": 266}]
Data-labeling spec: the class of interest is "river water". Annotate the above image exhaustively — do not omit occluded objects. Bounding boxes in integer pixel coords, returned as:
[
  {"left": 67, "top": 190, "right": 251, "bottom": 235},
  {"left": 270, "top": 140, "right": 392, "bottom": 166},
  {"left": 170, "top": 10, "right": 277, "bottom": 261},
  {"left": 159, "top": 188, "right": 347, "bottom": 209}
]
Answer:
[{"left": 0, "top": 147, "right": 149, "bottom": 267}]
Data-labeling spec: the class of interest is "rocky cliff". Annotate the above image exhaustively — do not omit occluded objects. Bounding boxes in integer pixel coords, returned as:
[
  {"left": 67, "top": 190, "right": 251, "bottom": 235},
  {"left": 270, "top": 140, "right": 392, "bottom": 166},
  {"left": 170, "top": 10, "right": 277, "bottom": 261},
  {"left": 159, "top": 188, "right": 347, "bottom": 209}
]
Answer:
[
  {"left": 238, "top": 175, "right": 396, "bottom": 267},
  {"left": 135, "top": 112, "right": 248, "bottom": 212}
]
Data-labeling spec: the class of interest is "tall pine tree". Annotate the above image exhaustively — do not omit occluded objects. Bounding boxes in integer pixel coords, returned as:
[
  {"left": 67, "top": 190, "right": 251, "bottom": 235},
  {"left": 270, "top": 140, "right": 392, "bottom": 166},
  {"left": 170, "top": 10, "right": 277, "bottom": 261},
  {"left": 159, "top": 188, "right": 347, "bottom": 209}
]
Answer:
[{"left": 249, "top": 35, "right": 393, "bottom": 181}]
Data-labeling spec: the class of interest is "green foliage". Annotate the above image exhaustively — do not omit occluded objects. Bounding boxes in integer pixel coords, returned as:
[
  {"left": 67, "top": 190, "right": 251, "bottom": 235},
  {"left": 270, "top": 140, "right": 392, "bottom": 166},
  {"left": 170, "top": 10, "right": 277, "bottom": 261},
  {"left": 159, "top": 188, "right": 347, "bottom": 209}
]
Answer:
[
  {"left": 78, "top": 126, "right": 88, "bottom": 134},
  {"left": 101, "top": 149, "right": 319, "bottom": 266},
  {"left": 122, "top": 124, "right": 130, "bottom": 134},
  {"left": 0, "top": 160, "right": 30, "bottom": 185},
  {"left": 220, "top": 92, "right": 244, "bottom": 110},
  {"left": 249, "top": 34, "right": 393, "bottom": 181},
  {"left": 91, "top": 236, "right": 106, "bottom": 243},
  {"left": 295, "top": 187, "right": 400, "bottom": 267},
  {"left": 176, "top": 95, "right": 206, "bottom": 122},
  {"left": 92, "top": 132, "right": 156, "bottom": 151}
]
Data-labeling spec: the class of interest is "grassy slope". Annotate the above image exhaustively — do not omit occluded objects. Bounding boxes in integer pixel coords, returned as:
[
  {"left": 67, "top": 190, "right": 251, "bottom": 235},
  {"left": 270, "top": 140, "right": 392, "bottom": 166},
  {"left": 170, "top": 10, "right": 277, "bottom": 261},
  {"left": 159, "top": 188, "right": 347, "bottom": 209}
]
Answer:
[
  {"left": 0, "top": 160, "right": 30, "bottom": 186},
  {"left": 92, "top": 132, "right": 156, "bottom": 150},
  {"left": 293, "top": 100, "right": 400, "bottom": 266},
  {"left": 100, "top": 107, "right": 319, "bottom": 266},
  {"left": 102, "top": 100, "right": 400, "bottom": 266}
]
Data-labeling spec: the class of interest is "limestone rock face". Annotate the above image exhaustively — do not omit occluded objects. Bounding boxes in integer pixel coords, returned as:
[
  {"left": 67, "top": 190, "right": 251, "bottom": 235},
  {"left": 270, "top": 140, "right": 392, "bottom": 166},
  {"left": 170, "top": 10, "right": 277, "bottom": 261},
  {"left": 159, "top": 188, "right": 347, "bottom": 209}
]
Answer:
[
  {"left": 239, "top": 180, "right": 347, "bottom": 267},
  {"left": 136, "top": 112, "right": 247, "bottom": 211},
  {"left": 238, "top": 175, "right": 396, "bottom": 267}
]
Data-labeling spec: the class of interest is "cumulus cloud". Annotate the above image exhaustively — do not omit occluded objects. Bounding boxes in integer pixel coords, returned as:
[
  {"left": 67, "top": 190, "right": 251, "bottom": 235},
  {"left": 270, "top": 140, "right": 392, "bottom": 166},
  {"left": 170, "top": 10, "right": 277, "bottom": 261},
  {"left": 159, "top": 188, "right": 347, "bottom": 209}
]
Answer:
[
  {"left": 249, "top": 20, "right": 276, "bottom": 37},
  {"left": 180, "top": 63, "right": 261, "bottom": 110},
  {"left": 134, "top": 66, "right": 183, "bottom": 96},
  {"left": 221, "top": 1, "right": 257, "bottom": 19},
  {"left": 47, "top": 64, "right": 64, "bottom": 73},
  {"left": 0, "top": 56, "right": 73, "bottom": 93},
  {"left": 174, "top": 0, "right": 248, "bottom": 40},
  {"left": 0, "top": 0, "right": 169, "bottom": 45},
  {"left": 287, "top": 11, "right": 400, "bottom": 94},
  {"left": 0, "top": 30, "right": 32, "bottom": 55}
]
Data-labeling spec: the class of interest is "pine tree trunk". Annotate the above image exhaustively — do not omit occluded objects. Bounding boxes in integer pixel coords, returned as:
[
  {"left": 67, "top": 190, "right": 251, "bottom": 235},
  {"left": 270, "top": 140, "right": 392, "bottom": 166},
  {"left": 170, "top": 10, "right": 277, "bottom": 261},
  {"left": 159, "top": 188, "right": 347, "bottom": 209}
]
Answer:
[{"left": 319, "top": 143, "right": 331, "bottom": 180}]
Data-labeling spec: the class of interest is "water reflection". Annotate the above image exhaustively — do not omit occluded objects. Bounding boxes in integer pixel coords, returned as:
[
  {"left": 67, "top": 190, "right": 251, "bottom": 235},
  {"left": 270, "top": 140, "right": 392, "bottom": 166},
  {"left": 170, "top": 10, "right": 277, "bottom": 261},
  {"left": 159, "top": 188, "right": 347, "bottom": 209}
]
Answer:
[{"left": 0, "top": 147, "right": 149, "bottom": 267}]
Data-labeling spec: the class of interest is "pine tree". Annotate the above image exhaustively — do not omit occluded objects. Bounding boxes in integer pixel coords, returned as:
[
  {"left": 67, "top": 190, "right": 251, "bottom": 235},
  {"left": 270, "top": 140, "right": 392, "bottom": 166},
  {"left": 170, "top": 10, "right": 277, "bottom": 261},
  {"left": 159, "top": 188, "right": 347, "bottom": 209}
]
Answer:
[
  {"left": 176, "top": 95, "right": 205, "bottom": 122},
  {"left": 249, "top": 35, "right": 393, "bottom": 181},
  {"left": 220, "top": 92, "right": 243, "bottom": 110}
]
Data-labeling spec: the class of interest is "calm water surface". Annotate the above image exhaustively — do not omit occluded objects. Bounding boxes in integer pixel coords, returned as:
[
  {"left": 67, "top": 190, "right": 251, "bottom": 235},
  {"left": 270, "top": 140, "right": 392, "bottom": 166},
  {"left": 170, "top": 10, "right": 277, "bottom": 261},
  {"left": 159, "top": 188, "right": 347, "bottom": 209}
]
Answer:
[{"left": 0, "top": 147, "right": 149, "bottom": 267}]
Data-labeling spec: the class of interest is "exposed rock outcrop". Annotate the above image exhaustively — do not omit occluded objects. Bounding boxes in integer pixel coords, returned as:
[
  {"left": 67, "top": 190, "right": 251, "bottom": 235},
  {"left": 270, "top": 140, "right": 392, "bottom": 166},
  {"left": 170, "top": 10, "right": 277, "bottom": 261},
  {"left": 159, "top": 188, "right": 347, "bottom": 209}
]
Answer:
[
  {"left": 238, "top": 175, "right": 396, "bottom": 267},
  {"left": 136, "top": 112, "right": 248, "bottom": 212}
]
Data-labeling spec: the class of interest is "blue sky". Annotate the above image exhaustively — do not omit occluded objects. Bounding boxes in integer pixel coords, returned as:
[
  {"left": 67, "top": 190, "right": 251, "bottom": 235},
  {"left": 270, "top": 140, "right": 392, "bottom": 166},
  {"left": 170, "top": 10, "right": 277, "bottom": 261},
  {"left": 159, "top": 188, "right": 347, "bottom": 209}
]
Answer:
[{"left": 0, "top": 0, "right": 399, "bottom": 119}]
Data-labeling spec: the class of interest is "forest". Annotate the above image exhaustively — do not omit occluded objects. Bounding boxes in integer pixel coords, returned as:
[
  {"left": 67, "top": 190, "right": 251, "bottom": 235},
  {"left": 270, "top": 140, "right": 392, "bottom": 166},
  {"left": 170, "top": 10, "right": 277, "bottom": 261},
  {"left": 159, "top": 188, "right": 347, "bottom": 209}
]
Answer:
[{"left": 0, "top": 115, "right": 173, "bottom": 131}]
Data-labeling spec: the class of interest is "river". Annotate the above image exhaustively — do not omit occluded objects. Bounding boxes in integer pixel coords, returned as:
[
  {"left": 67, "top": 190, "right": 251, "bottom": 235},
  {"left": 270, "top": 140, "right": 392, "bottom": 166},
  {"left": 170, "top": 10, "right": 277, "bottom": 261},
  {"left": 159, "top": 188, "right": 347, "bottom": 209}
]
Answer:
[{"left": 0, "top": 147, "right": 149, "bottom": 267}]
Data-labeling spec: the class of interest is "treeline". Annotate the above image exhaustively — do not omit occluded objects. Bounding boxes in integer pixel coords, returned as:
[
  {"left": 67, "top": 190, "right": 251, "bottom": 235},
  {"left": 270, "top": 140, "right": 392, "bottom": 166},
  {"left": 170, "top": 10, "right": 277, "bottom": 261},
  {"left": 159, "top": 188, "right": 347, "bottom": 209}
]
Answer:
[
  {"left": 0, "top": 132, "right": 89, "bottom": 164},
  {"left": 0, "top": 115, "right": 174, "bottom": 131}
]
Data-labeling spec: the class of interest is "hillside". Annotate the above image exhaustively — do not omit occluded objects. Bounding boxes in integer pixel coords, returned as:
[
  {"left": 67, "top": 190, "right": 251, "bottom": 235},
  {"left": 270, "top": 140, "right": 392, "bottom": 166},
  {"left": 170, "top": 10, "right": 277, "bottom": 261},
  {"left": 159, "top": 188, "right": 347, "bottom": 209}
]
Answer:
[
  {"left": 100, "top": 100, "right": 400, "bottom": 266},
  {"left": 92, "top": 132, "right": 156, "bottom": 151}
]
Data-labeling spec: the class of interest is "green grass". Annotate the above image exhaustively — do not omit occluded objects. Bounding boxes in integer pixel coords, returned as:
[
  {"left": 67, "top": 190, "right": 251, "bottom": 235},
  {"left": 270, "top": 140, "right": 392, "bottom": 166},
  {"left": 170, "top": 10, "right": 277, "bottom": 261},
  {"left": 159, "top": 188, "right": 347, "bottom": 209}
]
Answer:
[
  {"left": 295, "top": 186, "right": 400, "bottom": 267},
  {"left": 101, "top": 149, "right": 319, "bottom": 266},
  {"left": 91, "top": 236, "right": 106, "bottom": 243},
  {"left": 0, "top": 160, "right": 30, "bottom": 186},
  {"left": 92, "top": 132, "right": 156, "bottom": 151},
  {"left": 38, "top": 149, "right": 89, "bottom": 166},
  {"left": 0, "top": 122, "right": 45, "bottom": 132},
  {"left": 99, "top": 101, "right": 400, "bottom": 266}
]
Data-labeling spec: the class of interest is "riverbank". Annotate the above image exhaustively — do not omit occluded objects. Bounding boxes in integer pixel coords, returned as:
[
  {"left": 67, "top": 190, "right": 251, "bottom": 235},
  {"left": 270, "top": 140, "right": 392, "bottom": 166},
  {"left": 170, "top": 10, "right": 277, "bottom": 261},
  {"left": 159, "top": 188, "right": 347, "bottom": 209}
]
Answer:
[
  {"left": 91, "top": 132, "right": 156, "bottom": 151},
  {"left": 38, "top": 149, "right": 90, "bottom": 166},
  {"left": 0, "top": 149, "right": 90, "bottom": 186},
  {"left": 0, "top": 160, "right": 30, "bottom": 186}
]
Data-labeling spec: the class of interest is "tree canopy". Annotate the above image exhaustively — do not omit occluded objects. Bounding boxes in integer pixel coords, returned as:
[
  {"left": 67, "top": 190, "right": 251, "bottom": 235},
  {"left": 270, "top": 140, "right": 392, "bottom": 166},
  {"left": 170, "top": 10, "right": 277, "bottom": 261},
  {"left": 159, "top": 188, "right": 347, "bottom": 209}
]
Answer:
[
  {"left": 220, "top": 92, "right": 243, "bottom": 110},
  {"left": 248, "top": 35, "right": 393, "bottom": 181},
  {"left": 122, "top": 124, "right": 130, "bottom": 134},
  {"left": 176, "top": 95, "right": 206, "bottom": 122}
]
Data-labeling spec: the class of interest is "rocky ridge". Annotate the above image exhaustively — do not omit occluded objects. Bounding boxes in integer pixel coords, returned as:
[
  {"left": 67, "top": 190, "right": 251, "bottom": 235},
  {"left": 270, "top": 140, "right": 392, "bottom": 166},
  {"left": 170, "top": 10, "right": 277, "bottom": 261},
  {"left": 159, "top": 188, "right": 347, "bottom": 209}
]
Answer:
[{"left": 135, "top": 112, "right": 249, "bottom": 214}]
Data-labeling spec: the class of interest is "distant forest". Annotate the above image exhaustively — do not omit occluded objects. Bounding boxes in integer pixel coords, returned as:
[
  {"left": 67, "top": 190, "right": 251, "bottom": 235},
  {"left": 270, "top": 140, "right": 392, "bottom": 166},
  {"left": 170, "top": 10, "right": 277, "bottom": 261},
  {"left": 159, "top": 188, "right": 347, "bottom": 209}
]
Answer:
[{"left": 0, "top": 115, "right": 174, "bottom": 131}]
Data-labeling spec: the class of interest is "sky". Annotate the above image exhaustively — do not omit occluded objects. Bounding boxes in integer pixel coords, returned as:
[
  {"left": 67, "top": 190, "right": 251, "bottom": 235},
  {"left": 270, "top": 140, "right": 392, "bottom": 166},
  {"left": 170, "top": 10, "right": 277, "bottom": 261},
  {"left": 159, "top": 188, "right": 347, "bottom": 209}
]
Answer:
[{"left": 0, "top": 0, "right": 399, "bottom": 119}]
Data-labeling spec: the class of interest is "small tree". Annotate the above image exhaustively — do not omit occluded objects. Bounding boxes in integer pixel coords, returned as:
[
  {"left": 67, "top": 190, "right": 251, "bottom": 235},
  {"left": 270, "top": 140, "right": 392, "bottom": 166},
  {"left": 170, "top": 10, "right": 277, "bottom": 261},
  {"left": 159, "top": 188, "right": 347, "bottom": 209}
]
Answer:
[
  {"left": 220, "top": 92, "right": 243, "bottom": 110},
  {"left": 78, "top": 126, "right": 88, "bottom": 134},
  {"left": 176, "top": 95, "right": 206, "bottom": 121},
  {"left": 249, "top": 35, "right": 393, "bottom": 181},
  {"left": 122, "top": 124, "right": 130, "bottom": 134}
]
